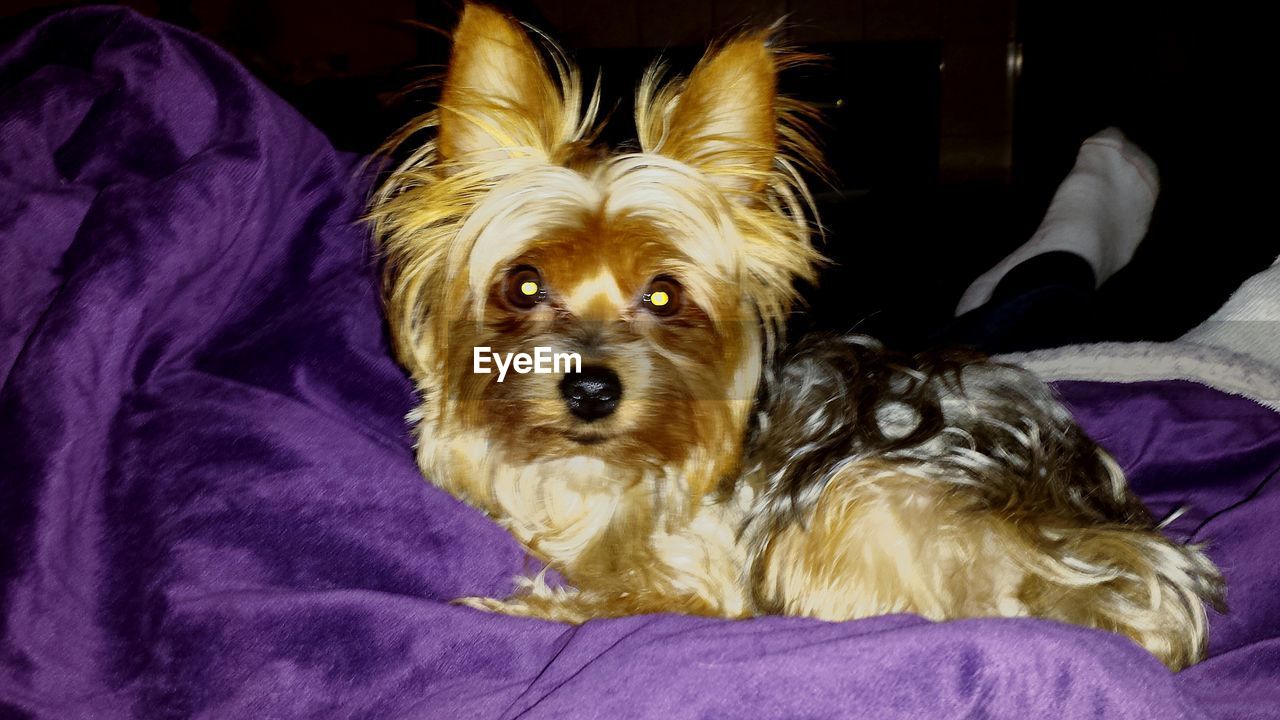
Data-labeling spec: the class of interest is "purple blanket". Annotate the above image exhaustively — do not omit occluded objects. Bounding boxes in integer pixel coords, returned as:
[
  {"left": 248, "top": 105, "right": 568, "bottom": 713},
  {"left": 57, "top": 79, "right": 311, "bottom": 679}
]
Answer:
[{"left": 2, "top": 9, "right": 1277, "bottom": 719}]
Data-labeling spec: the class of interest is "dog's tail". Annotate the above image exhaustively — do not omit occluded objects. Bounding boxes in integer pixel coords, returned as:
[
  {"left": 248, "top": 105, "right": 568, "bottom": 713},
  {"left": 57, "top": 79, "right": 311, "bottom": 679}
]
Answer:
[{"left": 1015, "top": 494, "right": 1226, "bottom": 671}]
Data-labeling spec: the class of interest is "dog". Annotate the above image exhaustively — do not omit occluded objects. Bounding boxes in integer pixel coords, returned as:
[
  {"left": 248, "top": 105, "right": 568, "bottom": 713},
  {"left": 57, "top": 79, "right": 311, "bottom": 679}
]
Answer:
[{"left": 368, "top": 3, "right": 1223, "bottom": 670}]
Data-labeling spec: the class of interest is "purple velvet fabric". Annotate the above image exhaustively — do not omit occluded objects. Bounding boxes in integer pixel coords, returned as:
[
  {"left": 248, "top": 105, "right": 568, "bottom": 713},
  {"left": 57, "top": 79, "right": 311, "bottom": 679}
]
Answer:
[{"left": 2, "top": 8, "right": 1277, "bottom": 719}]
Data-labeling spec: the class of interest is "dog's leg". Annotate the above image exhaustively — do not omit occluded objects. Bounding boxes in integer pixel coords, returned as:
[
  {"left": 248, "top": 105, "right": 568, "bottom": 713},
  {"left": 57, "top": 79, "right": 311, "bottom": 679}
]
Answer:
[
  {"left": 458, "top": 513, "right": 753, "bottom": 623},
  {"left": 752, "top": 464, "right": 1028, "bottom": 622}
]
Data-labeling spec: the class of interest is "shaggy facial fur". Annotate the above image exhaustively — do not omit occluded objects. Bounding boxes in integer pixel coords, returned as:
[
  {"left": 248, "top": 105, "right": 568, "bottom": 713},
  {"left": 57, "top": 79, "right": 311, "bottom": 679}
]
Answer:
[{"left": 370, "top": 3, "right": 1224, "bottom": 670}]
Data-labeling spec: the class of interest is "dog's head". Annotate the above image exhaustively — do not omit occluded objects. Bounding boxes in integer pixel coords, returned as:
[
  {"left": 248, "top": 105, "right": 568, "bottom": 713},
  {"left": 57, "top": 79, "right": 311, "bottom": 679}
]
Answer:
[{"left": 371, "top": 3, "right": 822, "bottom": 510}]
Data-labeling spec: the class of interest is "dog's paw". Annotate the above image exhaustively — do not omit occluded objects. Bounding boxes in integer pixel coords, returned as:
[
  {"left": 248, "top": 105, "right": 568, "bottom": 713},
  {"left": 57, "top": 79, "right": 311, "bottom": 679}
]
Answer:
[
  {"left": 454, "top": 595, "right": 525, "bottom": 614},
  {"left": 453, "top": 593, "right": 595, "bottom": 622}
]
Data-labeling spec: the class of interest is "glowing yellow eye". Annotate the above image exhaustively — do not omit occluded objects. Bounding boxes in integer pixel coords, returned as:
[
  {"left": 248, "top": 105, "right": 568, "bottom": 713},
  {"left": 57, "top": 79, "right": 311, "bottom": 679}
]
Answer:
[
  {"left": 643, "top": 277, "right": 682, "bottom": 317},
  {"left": 506, "top": 267, "right": 544, "bottom": 309}
]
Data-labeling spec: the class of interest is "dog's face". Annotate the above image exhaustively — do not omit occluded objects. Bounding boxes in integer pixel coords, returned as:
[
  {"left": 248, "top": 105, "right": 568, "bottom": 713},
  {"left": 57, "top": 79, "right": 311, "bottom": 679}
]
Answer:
[
  {"left": 443, "top": 216, "right": 757, "bottom": 471},
  {"left": 372, "top": 4, "right": 820, "bottom": 511}
]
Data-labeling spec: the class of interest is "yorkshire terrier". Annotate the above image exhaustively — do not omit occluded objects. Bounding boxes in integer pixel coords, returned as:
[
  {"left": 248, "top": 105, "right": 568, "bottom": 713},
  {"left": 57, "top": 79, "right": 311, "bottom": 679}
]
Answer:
[{"left": 369, "top": 3, "right": 1224, "bottom": 670}]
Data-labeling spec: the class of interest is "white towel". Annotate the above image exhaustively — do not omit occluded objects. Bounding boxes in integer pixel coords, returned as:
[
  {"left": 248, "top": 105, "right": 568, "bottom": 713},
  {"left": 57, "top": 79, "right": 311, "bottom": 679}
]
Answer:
[
  {"left": 999, "top": 256, "right": 1280, "bottom": 411},
  {"left": 1182, "top": 254, "right": 1280, "bottom": 370}
]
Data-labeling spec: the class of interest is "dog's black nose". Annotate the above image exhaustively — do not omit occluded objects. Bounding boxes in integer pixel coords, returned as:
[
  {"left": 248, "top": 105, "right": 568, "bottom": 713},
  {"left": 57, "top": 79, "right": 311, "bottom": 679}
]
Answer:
[{"left": 559, "top": 366, "right": 621, "bottom": 422}]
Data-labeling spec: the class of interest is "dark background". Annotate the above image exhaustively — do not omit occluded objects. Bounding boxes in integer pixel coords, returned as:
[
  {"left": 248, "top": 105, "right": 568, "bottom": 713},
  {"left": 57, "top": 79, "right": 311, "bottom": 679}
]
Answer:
[{"left": 4, "top": 0, "right": 1274, "bottom": 350}]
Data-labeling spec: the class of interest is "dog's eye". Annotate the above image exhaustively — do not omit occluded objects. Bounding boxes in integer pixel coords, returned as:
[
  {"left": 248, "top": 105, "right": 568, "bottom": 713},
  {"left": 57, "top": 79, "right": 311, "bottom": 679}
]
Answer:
[
  {"left": 505, "top": 266, "right": 546, "bottom": 309},
  {"left": 643, "top": 276, "right": 682, "bottom": 317}
]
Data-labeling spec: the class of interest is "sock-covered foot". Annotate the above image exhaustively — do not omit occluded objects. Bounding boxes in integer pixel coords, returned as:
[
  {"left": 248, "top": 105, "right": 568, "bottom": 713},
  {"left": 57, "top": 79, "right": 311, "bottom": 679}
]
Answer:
[{"left": 955, "top": 127, "right": 1160, "bottom": 316}]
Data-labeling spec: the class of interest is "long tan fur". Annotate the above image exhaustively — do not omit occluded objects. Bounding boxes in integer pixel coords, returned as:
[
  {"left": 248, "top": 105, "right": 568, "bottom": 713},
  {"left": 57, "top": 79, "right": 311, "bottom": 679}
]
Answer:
[{"left": 368, "top": 3, "right": 1222, "bottom": 671}]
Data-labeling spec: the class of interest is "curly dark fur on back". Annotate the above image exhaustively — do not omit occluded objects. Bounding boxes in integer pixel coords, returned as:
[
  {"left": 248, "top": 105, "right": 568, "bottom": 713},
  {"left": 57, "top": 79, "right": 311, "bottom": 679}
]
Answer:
[
  {"left": 735, "top": 335, "right": 1223, "bottom": 671},
  {"left": 742, "top": 334, "right": 1153, "bottom": 540}
]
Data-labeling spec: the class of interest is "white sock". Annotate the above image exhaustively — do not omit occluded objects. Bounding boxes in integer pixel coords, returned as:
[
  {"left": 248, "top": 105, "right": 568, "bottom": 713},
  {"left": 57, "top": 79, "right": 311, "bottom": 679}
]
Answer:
[{"left": 955, "top": 128, "right": 1160, "bottom": 316}]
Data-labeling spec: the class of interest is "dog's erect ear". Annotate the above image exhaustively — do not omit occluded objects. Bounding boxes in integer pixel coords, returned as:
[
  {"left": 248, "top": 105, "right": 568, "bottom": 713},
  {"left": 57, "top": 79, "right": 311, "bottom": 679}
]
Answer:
[
  {"left": 439, "top": 4, "right": 565, "bottom": 162},
  {"left": 641, "top": 35, "right": 778, "bottom": 196}
]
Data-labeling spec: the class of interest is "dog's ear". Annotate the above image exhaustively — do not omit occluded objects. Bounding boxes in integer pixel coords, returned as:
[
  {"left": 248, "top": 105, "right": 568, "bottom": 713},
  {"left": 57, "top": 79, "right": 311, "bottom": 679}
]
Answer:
[
  {"left": 439, "top": 3, "right": 566, "bottom": 162},
  {"left": 640, "top": 35, "right": 778, "bottom": 197}
]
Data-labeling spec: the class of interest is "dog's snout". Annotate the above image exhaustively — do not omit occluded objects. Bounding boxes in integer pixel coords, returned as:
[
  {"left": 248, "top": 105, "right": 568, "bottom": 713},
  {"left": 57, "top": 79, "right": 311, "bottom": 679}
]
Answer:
[{"left": 559, "top": 365, "right": 621, "bottom": 422}]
